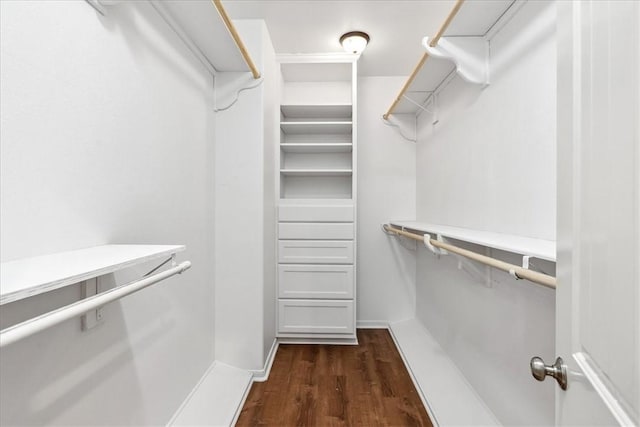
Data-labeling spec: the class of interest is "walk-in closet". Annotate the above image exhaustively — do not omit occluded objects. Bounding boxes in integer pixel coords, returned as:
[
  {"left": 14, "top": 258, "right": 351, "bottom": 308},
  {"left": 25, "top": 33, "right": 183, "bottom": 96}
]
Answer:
[{"left": 1, "top": 0, "right": 638, "bottom": 426}]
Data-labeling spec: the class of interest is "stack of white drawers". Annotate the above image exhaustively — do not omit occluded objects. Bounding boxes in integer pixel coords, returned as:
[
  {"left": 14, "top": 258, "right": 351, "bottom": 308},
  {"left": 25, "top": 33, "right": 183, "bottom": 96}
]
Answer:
[{"left": 277, "top": 201, "right": 356, "bottom": 340}]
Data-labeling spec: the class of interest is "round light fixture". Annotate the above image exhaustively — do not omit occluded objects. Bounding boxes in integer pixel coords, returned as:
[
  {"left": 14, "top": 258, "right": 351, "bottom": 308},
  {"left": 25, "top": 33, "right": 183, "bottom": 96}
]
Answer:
[{"left": 340, "top": 31, "right": 370, "bottom": 55}]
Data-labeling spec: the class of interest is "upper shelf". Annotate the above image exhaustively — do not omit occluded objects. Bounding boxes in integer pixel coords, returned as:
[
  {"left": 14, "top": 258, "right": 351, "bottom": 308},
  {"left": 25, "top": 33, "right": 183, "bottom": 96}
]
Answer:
[
  {"left": 385, "top": 0, "right": 519, "bottom": 117},
  {"left": 389, "top": 220, "right": 555, "bottom": 262},
  {"left": 0, "top": 245, "right": 185, "bottom": 305},
  {"left": 151, "top": 0, "right": 250, "bottom": 73}
]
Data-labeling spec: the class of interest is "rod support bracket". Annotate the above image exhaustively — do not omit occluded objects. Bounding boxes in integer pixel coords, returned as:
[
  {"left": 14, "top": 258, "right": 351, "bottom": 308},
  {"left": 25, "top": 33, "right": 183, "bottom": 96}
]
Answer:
[{"left": 424, "top": 233, "right": 448, "bottom": 256}]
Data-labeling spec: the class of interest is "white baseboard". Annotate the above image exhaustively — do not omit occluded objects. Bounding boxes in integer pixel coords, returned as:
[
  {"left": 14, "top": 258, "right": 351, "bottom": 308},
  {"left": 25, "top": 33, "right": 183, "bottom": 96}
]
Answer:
[
  {"left": 168, "top": 361, "right": 253, "bottom": 427},
  {"left": 250, "top": 339, "right": 279, "bottom": 382},
  {"left": 356, "top": 320, "right": 390, "bottom": 329},
  {"left": 389, "top": 318, "right": 500, "bottom": 426}
]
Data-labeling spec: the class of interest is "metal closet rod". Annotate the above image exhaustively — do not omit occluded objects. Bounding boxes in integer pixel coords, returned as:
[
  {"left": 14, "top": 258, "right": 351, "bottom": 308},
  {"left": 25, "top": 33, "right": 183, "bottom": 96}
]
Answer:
[
  {"left": 383, "top": 224, "right": 557, "bottom": 289},
  {"left": 0, "top": 261, "right": 192, "bottom": 348},
  {"left": 212, "top": 0, "right": 261, "bottom": 79},
  {"left": 383, "top": 0, "right": 465, "bottom": 120}
]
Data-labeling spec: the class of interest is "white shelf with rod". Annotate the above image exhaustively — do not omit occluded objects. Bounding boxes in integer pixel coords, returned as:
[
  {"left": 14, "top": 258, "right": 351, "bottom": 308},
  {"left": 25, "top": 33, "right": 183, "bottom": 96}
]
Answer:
[
  {"left": 87, "top": 0, "right": 260, "bottom": 79},
  {"left": 384, "top": 222, "right": 555, "bottom": 288},
  {"left": 388, "top": 220, "right": 555, "bottom": 261},
  {"left": 1, "top": 244, "right": 185, "bottom": 305},
  {"left": 384, "top": 0, "right": 521, "bottom": 118},
  {"left": 0, "top": 244, "right": 190, "bottom": 347}
]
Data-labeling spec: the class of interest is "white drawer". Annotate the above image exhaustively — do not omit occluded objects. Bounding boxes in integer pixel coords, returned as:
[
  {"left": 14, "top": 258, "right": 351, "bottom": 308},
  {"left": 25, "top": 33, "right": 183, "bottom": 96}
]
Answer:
[
  {"left": 278, "top": 299, "right": 354, "bottom": 334},
  {"left": 279, "top": 264, "right": 354, "bottom": 299},
  {"left": 278, "top": 240, "right": 353, "bottom": 264},
  {"left": 278, "top": 222, "right": 354, "bottom": 240},
  {"left": 279, "top": 204, "right": 354, "bottom": 222}
]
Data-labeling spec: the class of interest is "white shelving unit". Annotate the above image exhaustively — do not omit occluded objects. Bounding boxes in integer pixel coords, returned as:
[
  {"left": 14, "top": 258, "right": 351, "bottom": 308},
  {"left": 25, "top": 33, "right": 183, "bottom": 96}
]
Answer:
[
  {"left": 276, "top": 55, "right": 358, "bottom": 342},
  {"left": 0, "top": 245, "right": 185, "bottom": 305},
  {"left": 389, "top": 220, "right": 555, "bottom": 261},
  {"left": 388, "top": 0, "right": 521, "bottom": 116}
]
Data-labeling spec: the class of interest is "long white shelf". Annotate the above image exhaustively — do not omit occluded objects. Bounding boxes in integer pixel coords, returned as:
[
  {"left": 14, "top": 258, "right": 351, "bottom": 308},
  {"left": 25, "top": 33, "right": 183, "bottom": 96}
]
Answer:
[
  {"left": 281, "top": 169, "right": 352, "bottom": 177},
  {"left": 0, "top": 244, "right": 185, "bottom": 305},
  {"left": 281, "top": 104, "right": 352, "bottom": 119},
  {"left": 389, "top": 220, "right": 555, "bottom": 261},
  {"left": 280, "top": 143, "right": 352, "bottom": 153},
  {"left": 280, "top": 121, "right": 352, "bottom": 135},
  {"left": 151, "top": 1, "right": 250, "bottom": 73},
  {"left": 391, "top": 0, "right": 519, "bottom": 115}
]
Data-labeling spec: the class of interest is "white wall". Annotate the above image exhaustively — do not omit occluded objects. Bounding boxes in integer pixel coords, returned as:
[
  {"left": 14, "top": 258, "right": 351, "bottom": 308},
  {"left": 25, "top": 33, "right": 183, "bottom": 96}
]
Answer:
[
  {"left": 0, "top": 1, "right": 215, "bottom": 425},
  {"left": 414, "top": 1, "right": 557, "bottom": 425},
  {"left": 214, "top": 20, "right": 277, "bottom": 371},
  {"left": 356, "top": 76, "right": 416, "bottom": 324}
]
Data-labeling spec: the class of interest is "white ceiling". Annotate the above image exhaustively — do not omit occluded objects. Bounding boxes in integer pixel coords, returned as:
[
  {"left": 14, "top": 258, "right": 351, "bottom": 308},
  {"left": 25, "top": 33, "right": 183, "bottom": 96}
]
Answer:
[{"left": 222, "top": 0, "right": 459, "bottom": 76}]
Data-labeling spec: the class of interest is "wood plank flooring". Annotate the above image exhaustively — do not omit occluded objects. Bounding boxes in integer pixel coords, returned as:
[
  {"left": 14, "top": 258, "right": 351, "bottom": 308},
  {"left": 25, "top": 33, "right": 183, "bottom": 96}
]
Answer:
[{"left": 236, "top": 329, "right": 433, "bottom": 427}]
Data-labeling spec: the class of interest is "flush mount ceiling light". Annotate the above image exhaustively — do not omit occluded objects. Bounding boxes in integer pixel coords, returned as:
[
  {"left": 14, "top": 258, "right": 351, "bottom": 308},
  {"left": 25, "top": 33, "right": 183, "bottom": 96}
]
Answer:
[{"left": 340, "top": 31, "right": 370, "bottom": 55}]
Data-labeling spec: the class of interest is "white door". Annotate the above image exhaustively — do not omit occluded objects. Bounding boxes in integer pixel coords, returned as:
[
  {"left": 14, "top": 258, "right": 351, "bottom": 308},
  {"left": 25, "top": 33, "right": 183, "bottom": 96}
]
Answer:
[{"left": 556, "top": 0, "right": 639, "bottom": 425}]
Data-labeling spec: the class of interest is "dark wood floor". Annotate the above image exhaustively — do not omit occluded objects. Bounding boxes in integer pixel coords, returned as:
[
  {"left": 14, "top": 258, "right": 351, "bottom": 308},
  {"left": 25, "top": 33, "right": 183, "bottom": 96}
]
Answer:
[{"left": 236, "top": 329, "right": 433, "bottom": 427}]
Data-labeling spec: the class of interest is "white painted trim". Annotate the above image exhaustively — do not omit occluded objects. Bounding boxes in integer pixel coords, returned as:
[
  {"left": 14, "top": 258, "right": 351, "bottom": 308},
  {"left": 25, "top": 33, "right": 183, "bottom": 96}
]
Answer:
[
  {"left": 167, "top": 361, "right": 253, "bottom": 427},
  {"left": 389, "top": 319, "right": 501, "bottom": 426},
  {"left": 250, "top": 339, "right": 279, "bottom": 382},
  {"left": 230, "top": 372, "right": 254, "bottom": 427},
  {"left": 387, "top": 324, "right": 440, "bottom": 426},
  {"left": 167, "top": 361, "right": 219, "bottom": 426},
  {"left": 277, "top": 337, "right": 358, "bottom": 346},
  {"left": 356, "top": 320, "right": 390, "bottom": 329},
  {"left": 574, "top": 352, "right": 637, "bottom": 426},
  {"left": 277, "top": 53, "right": 358, "bottom": 64}
]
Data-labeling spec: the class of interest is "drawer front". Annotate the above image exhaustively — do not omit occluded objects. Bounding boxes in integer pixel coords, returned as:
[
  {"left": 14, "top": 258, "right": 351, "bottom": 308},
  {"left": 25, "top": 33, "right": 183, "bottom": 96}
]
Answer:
[
  {"left": 278, "top": 299, "right": 354, "bottom": 334},
  {"left": 278, "top": 240, "right": 354, "bottom": 264},
  {"left": 279, "top": 264, "right": 354, "bottom": 299},
  {"left": 278, "top": 222, "right": 354, "bottom": 240},
  {"left": 279, "top": 204, "right": 354, "bottom": 222}
]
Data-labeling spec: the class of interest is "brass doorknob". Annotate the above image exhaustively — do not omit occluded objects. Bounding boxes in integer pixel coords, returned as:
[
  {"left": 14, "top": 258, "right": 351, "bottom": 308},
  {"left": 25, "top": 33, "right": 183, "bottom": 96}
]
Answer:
[{"left": 530, "top": 356, "right": 567, "bottom": 390}]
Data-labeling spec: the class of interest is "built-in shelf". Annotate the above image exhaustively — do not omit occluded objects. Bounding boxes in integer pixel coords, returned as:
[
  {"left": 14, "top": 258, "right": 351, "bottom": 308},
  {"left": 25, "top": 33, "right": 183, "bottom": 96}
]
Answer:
[
  {"left": 388, "top": 0, "right": 519, "bottom": 116},
  {"left": 280, "top": 121, "right": 352, "bottom": 135},
  {"left": 389, "top": 220, "right": 555, "bottom": 261},
  {"left": 280, "top": 169, "right": 352, "bottom": 177},
  {"left": 151, "top": 1, "right": 250, "bottom": 73},
  {"left": 281, "top": 105, "right": 352, "bottom": 119},
  {"left": 0, "top": 244, "right": 185, "bottom": 305},
  {"left": 280, "top": 143, "right": 352, "bottom": 153}
]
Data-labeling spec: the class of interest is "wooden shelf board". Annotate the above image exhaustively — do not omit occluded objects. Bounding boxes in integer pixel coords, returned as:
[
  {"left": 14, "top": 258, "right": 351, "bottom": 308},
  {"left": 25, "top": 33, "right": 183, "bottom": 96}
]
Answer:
[
  {"left": 1, "top": 244, "right": 185, "bottom": 305},
  {"left": 389, "top": 220, "right": 555, "bottom": 261}
]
